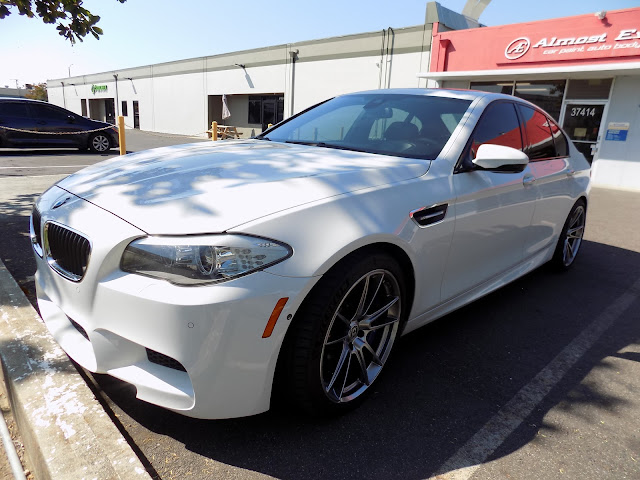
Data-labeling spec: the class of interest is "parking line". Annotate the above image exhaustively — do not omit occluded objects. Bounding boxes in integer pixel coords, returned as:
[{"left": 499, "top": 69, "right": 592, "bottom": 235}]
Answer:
[{"left": 429, "top": 275, "right": 640, "bottom": 480}]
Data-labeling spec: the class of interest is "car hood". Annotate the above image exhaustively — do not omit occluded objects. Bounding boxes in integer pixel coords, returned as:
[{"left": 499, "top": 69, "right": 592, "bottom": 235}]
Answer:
[{"left": 56, "top": 140, "right": 430, "bottom": 234}]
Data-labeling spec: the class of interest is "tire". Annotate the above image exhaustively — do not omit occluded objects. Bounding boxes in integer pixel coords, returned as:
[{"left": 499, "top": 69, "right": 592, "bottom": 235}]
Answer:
[
  {"left": 88, "top": 133, "right": 112, "bottom": 153},
  {"left": 550, "top": 199, "right": 586, "bottom": 271},
  {"left": 276, "top": 251, "right": 407, "bottom": 416}
]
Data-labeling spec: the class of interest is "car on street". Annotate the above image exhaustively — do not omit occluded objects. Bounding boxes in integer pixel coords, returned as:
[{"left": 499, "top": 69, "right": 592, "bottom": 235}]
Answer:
[
  {"left": 0, "top": 97, "right": 118, "bottom": 153},
  {"left": 30, "top": 88, "right": 590, "bottom": 418}
]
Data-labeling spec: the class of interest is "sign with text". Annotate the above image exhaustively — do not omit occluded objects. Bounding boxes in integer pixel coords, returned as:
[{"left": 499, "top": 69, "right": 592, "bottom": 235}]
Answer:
[
  {"left": 91, "top": 84, "right": 108, "bottom": 94},
  {"left": 605, "top": 122, "right": 630, "bottom": 141},
  {"left": 431, "top": 8, "right": 640, "bottom": 72}
]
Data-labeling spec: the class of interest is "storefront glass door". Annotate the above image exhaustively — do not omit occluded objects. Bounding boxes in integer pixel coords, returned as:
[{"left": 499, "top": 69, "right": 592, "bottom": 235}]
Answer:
[{"left": 561, "top": 102, "right": 607, "bottom": 163}]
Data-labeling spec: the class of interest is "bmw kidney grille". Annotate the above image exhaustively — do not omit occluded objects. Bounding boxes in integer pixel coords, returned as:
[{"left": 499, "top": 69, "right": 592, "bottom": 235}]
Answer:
[{"left": 43, "top": 222, "right": 92, "bottom": 282}]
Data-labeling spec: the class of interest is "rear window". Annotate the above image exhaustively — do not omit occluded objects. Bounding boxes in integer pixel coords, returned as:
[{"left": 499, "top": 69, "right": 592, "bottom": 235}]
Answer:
[{"left": 262, "top": 94, "right": 472, "bottom": 160}]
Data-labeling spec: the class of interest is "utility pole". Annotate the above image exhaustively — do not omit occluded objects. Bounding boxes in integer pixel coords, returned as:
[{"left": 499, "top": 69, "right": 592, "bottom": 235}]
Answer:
[{"left": 10, "top": 79, "right": 20, "bottom": 96}]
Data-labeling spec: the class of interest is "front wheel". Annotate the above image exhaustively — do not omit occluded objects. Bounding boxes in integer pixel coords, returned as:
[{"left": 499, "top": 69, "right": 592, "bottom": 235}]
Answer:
[
  {"left": 550, "top": 199, "right": 586, "bottom": 270},
  {"left": 277, "top": 252, "right": 406, "bottom": 416},
  {"left": 88, "top": 133, "right": 112, "bottom": 153}
]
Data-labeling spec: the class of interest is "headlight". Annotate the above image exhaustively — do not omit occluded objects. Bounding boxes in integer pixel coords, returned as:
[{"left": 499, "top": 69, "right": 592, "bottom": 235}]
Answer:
[{"left": 121, "top": 234, "right": 292, "bottom": 286}]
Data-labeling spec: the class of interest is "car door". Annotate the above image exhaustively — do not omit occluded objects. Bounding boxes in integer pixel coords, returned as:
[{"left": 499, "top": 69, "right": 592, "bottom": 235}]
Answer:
[
  {"left": 517, "top": 104, "right": 577, "bottom": 257},
  {"left": 0, "top": 100, "right": 39, "bottom": 146},
  {"left": 441, "top": 101, "right": 537, "bottom": 301},
  {"left": 27, "top": 103, "right": 83, "bottom": 147}
]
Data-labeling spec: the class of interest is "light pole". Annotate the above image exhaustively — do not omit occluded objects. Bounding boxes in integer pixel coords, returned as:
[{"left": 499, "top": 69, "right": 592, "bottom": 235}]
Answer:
[{"left": 68, "top": 64, "right": 74, "bottom": 77}]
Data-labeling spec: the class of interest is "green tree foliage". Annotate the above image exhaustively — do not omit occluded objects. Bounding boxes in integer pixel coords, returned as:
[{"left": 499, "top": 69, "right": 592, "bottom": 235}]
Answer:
[
  {"left": 25, "top": 83, "right": 48, "bottom": 101},
  {"left": 0, "top": 0, "right": 126, "bottom": 44}
]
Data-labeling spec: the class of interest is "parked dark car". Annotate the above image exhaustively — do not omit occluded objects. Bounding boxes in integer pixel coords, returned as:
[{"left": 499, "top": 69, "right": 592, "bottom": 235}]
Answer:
[{"left": 0, "top": 97, "right": 119, "bottom": 153}]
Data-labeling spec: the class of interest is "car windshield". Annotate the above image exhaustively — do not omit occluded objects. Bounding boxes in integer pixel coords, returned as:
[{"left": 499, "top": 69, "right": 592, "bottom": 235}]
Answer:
[{"left": 259, "top": 93, "right": 472, "bottom": 160}]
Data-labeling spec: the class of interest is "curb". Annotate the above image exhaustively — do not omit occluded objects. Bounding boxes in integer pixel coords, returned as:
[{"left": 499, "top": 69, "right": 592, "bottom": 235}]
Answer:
[{"left": 0, "top": 259, "right": 152, "bottom": 480}]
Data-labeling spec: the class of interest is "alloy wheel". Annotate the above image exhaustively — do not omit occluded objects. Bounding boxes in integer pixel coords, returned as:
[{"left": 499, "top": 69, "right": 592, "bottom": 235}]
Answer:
[
  {"left": 91, "top": 134, "right": 110, "bottom": 152},
  {"left": 563, "top": 205, "right": 585, "bottom": 266},
  {"left": 320, "top": 269, "right": 401, "bottom": 403}
]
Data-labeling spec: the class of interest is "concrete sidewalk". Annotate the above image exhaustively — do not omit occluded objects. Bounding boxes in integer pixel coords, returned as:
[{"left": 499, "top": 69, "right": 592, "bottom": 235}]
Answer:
[{"left": 0, "top": 258, "right": 152, "bottom": 480}]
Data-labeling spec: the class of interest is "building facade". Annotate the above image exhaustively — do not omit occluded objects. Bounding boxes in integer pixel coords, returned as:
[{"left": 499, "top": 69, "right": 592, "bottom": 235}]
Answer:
[
  {"left": 47, "top": 3, "right": 480, "bottom": 139},
  {"left": 421, "top": 7, "right": 640, "bottom": 190},
  {"left": 46, "top": 3, "right": 640, "bottom": 190}
]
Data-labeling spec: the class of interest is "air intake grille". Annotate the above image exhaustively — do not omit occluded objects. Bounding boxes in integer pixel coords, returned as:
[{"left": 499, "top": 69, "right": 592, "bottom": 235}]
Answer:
[
  {"left": 45, "top": 223, "right": 91, "bottom": 281},
  {"left": 146, "top": 348, "right": 187, "bottom": 372}
]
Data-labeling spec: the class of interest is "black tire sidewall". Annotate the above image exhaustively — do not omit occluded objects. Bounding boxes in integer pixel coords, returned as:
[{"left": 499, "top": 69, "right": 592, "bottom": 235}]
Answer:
[
  {"left": 551, "top": 199, "right": 586, "bottom": 271},
  {"left": 279, "top": 251, "right": 407, "bottom": 416}
]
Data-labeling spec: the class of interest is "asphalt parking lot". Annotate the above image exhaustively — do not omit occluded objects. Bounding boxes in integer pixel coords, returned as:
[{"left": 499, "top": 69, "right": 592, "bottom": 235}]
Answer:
[{"left": 0, "top": 133, "right": 639, "bottom": 479}]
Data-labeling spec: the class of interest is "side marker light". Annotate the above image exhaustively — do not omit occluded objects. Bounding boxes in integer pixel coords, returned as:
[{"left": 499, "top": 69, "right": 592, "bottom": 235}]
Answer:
[{"left": 262, "top": 298, "right": 289, "bottom": 338}]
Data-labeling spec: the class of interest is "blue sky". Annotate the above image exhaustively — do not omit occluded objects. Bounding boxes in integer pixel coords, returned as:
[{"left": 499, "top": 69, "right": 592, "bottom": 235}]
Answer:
[{"left": 1, "top": 0, "right": 637, "bottom": 87}]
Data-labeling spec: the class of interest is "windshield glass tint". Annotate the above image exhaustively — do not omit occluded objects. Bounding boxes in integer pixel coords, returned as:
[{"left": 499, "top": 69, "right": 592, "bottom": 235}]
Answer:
[{"left": 263, "top": 94, "right": 471, "bottom": 160}]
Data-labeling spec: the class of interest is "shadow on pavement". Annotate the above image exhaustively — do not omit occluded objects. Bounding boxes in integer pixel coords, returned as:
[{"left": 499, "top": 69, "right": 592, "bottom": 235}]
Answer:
[{"left": 85, "top": 240, "right": 640, "bottom": 479}]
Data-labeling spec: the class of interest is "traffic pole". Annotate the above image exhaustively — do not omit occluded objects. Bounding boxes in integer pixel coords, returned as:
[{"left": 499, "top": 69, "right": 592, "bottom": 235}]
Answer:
[
  {"left": 118, "top": 116, "right": 126, "bottom": 155},
  {"left": 212, "top": 121, "right": 218, "bottom": 141}
]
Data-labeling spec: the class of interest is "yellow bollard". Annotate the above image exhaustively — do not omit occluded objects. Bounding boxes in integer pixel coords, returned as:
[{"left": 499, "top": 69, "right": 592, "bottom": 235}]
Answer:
[
  {"left": 212, "top": 121, "right": 218, "bottom": 141},
  {"left": 118, "top": 116, "right": 126, "bottom": 155}
]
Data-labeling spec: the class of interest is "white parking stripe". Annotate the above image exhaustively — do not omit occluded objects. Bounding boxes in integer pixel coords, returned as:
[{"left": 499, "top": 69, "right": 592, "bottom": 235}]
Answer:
[
  {"left": 0, "top": 165, "right": 90, "bottom": 169},
  {"left": 429, "top": 275, "right": 640, "bottom": 480}
]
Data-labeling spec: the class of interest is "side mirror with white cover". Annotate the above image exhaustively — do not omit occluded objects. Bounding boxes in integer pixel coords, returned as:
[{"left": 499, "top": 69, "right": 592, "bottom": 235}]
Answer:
[{"left": 472, "top": 144, "right": 529, "bottom": 172}]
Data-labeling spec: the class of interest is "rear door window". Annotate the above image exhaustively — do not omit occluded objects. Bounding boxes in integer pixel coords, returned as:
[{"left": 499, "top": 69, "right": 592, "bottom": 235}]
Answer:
[
  {"left": 517, "top": 105, "right": 557, "bottom": 160},
  {"left": 0, "top": 102, "right": 31, "bottom": 118},
  {"left": 30, "top": 104, "right": 72, "bottom": 122}
]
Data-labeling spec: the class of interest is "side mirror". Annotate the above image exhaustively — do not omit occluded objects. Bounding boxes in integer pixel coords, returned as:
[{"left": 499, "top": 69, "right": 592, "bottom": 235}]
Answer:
[{"left": 472, "top": 144, "right": 529, "bottom": 172}]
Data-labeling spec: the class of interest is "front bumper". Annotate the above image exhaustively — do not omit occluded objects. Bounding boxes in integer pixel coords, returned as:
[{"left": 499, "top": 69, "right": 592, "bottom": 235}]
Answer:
[{"left": 33, "top": 187, "right": 316, "bottom": 419}]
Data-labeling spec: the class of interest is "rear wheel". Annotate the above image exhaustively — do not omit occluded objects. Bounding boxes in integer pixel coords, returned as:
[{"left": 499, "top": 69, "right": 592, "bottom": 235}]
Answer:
[
  {"left": 88, "top": 133, "right": 111, "bottom": 153},
  {"left": 551, "top": 199, "right": 586, "bottom": 270},
  {"left": 277, "top": 252, "right": 406, "bottom": 416}
]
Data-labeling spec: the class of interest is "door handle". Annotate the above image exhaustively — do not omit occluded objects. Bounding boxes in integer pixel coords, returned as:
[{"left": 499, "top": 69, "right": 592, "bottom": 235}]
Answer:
[{"left": 523, "top": 175, "right": 536, "bottom": 186}]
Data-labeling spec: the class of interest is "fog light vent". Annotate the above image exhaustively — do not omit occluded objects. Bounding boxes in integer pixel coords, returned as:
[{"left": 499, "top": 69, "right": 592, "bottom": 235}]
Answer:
[
  {"left": 69, "top": 318, "right": 90, "bottom": 341},
  {"left": 146, "top": 348, "right": 186, "bottom": 372}
]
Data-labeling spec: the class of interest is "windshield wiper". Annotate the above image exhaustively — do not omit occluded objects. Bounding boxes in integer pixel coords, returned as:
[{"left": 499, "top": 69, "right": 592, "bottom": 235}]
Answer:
[
  {"left": 285, "top": 140, "right": 316, "bottom": 146},
  {"left": 285, "top": 140, "right": 365, "bottom": 153}
]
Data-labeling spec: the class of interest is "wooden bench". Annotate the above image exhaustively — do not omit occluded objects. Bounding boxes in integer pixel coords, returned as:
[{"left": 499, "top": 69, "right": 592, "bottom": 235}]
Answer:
[{"left": 207, "top": 126, "right": 243, "bottom": 139}]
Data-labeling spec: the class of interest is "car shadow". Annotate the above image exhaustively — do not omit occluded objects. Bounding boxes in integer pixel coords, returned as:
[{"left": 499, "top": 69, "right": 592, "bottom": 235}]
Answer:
[{"left": 83, "top": 240, "right": 640, "bottom": 479}]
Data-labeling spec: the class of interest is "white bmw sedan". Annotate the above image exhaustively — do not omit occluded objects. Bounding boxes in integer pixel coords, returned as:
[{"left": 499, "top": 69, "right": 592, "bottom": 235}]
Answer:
[{"left": 31, "top": 89, "right": 590, "bottom": 419}]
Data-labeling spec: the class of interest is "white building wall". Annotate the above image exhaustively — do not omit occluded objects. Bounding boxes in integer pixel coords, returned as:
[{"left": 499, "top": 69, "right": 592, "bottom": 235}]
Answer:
[
  {"left": 592, "top": 75, "right": 640, "bottom": 191},
  {"left": 293, "top": 56, "right": 380, "bottom": 111},
  {"left": 151, "top": 71, "right": 206, "bottom": 135}
]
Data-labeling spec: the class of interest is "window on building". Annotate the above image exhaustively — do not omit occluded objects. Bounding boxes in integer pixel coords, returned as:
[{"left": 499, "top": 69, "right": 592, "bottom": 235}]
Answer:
[
  {"left": 470, "top": 81, "right": 514, "bottom": 95},
  {"left": 470, "top": 80, "right": 566, "bottom": 122},
  {"left": 565, "top": 79, "right": 613, "bottom": 100},
  {"left": 248, "top": 95, "right": 284, "bottom": 128},
  {"left": 81, "top": 99, "right": 88, "bottom": 117},
  {"left": 514, "top": 80, "right": 566, "bottom": 121},
  {"left": 122, "top": 101, "right": 128, "bottom": 116},
  {"left": 517, "top": 105, "right": 557, "bottom": 160}
]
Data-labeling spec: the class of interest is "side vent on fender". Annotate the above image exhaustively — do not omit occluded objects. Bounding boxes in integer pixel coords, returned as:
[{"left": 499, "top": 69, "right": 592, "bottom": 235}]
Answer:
[{"left": 410, "top": 204, "right": 448, "bottom": 228}]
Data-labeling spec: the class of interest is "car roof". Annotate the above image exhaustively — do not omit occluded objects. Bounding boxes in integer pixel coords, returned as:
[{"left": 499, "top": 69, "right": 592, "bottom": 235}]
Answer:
[
  {"left": 341, "top": 87, "right": 534, "bottom": 104},
  {"left": 0, "top": 96, "right": 49, "bottom": 105}
]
